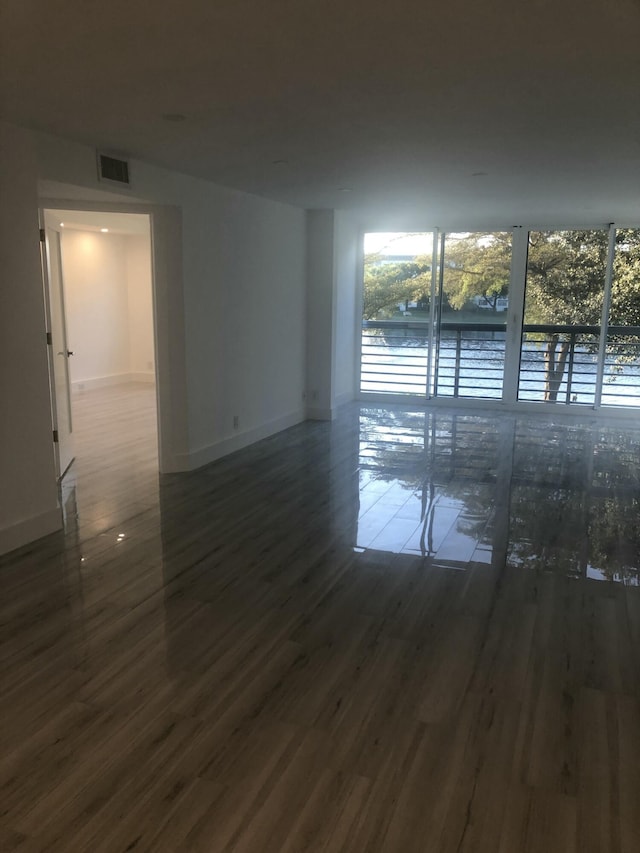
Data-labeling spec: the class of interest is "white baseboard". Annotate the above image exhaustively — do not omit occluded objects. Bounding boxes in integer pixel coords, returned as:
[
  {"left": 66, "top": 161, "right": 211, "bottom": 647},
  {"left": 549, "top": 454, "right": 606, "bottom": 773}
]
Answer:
[
  {"left": 0, "top": 507, "right": 62, "bottom": 557},
  {"left": 129, "top": 371, "right": 155, "bottom": 384},
  {"left": 176, "top": 408, "right": 306, "bottom": 471},
  {"left": 334, "top": 390, "right": 355, "bottom": 408},
  {"left": 306, "top": 405, "right": 335, "bottom": 421},
  {"left": 73, "top": 372, "right": 155, "bottom": 392}
]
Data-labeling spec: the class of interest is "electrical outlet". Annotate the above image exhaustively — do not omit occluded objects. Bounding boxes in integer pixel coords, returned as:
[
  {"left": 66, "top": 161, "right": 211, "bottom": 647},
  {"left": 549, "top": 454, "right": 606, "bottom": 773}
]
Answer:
[
  {"left": 146, "top": 361, "right": 153, "bottom": 371},
  {"left": 233, "top": 415, "right": 239, "bottom": 429}
]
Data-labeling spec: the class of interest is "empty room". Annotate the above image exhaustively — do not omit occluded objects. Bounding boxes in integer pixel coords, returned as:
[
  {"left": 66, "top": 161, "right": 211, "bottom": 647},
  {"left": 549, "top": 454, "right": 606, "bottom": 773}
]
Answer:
[{"left": 1, "top": 1, "right": 640, "bottom": 851}]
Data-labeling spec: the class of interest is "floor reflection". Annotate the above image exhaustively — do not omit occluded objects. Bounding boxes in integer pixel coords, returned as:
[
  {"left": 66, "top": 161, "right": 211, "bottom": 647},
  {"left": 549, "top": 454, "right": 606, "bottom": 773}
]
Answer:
[
  {"left": 357, "top": 409, "right": 501, "bottom": 565},
  {"left": 356, "top": 407, "right": 640, "bottom": 583},
  {"left": 4, "top": 388, "right": 640, "bottom": 848}
]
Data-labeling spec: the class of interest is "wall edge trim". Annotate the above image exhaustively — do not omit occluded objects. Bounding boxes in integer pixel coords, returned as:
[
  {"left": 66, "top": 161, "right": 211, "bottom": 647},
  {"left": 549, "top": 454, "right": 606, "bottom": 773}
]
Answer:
[
  {"left": 0, "top": 507, "right": 63, "bottom": 557},
  {"left": 171, "top": 408, "right": 306, "bottom": 472}
]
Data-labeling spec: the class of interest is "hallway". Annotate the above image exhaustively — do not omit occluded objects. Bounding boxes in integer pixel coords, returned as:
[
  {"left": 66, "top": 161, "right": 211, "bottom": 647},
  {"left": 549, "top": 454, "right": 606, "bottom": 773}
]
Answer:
[{"left": 1, "top": 388, "right": 639, "bottom": 851}]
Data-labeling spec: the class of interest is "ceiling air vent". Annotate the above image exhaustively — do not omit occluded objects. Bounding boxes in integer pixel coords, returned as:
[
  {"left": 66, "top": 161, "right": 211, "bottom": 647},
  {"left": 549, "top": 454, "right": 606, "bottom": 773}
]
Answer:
[{"left": 97, "top": 152, "right": 131, "bottom": 186}]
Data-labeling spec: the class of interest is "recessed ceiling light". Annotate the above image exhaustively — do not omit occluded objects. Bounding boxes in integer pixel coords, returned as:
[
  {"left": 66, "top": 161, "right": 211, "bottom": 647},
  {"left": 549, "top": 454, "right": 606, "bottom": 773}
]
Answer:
[
  {"left": 338, "top": 187, "right": 353, "bottom": 193},
  {"left": 59, "top": 222, "right": 64, "bottom": 227},
  {"left": 163, "top": 113, "right": 186, "bottom": 122},
  {"left": 100, "top": 228, "right": 109, "bottom": 233}
]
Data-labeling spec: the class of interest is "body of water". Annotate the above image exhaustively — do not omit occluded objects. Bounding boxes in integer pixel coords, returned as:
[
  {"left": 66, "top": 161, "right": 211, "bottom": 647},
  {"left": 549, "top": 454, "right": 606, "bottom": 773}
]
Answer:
[{"left": 361, "top": 331, "right": 640, "bottom": 407}]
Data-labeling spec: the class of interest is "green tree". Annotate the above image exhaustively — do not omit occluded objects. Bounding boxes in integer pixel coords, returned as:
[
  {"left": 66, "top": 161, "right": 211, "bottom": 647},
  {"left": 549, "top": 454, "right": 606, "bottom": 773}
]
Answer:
[
  {"left": 442, "top": 232, "right": 512, "bottom": 311},
  {"left": 523, "top": 230, "right": 607, "bottom": 401},
  {"left": 362, "top": 235, "right": 432, "bottom": 320},
  {"left": 440, "top": 229, "right": 640, "bottom": 402},
  {"left": 607, "top": 230, "right": 640, "bottom": 377},
  {"left": 362, "top": 256, "right": 432, "bottom": 320},
  {"left": 362, "top": 230, "right": 640, "bottom": 401},
  {"left": 523, "top": 229, "right": 640, "bottom": 401},
  {"left": 362, "top": 255, "right": 432, "bottom": 320}
]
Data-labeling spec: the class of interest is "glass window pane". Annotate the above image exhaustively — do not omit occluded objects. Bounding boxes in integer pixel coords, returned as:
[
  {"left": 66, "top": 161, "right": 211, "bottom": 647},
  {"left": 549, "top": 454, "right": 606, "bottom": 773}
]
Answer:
[
  {"left": 601, "top": 228, "right": 640, "bottom": 408},
  {"left": 518, "top": 230, "right": 607, "bottom": 405},
  {"left": 360, "top": 232, "right": 434, "bottom": 396},
  {"left": 435, "top": 232, "right": 512, "bottom": 400}
]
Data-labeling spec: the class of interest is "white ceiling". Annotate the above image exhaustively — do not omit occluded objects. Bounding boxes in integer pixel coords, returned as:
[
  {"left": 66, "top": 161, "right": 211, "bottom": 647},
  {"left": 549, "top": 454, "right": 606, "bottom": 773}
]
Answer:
[{"left": 3, "top": 0, "right": 640, "bottom": 226}]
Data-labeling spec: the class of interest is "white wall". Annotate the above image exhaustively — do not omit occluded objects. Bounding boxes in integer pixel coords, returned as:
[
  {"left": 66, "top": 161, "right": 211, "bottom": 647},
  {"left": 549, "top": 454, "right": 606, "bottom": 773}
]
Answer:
[
  {"left": 0, "top": 122, "right": 61, "bottom": 553},
  {"left": 180, "top": 188, "right": 307, "bottom": 462},
  {"left": 61, "top": 231, "right": 130, "bottom": 385},
  {"left": 60, "top": 229, "right": 155, "bottom": 388},
  {"left": 1, "top": 120, "right": 310, "bottom": 554},
  {"left": 306, "top": 210, "right": 337, "bottom": 419},
  {"left": 126, "top": 233, "right": 154, "bottom": 380},
  {"left": 36, "top": 128, "right": 307, "bottom": 470},
  {"left": 304, "top": 209, "right": 360, "bottom": 418},
  {"left": 333, "top": 211, "right": 359, "bottom": 406}
]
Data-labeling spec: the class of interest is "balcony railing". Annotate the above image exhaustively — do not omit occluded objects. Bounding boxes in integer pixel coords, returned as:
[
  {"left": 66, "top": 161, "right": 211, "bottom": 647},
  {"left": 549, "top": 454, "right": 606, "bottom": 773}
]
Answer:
[
  {"left": 361, "top": 320, "right": 640, "bottom": 406},
  {"left": 518, "top": 324, "right": 600, "bottom": 405}
]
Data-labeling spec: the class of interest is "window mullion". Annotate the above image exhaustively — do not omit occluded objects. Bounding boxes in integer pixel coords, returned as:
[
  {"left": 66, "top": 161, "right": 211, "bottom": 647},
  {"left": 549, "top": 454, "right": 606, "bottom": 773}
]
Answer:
[
  {"left": 502, "top": 226, "right": 527, "bottom": 404},
  {"left": 593, "top": 223, "right": 616, "bottom": 409}
]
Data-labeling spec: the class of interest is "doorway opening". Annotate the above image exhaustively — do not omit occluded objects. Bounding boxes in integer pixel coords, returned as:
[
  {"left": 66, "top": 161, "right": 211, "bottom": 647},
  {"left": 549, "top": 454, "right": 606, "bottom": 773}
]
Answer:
[{"left": 41, "top": 209, "right": 158, "bottom": 500}]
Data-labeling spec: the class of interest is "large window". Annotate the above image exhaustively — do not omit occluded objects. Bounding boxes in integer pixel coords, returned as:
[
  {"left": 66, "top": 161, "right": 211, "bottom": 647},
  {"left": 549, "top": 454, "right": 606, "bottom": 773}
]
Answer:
[
  {"left": 359, "top": 226, "right": 640, "bottom": 410},
  {"left": 360, "top": 232, "right": 434, "bottom": 396},
  {"left": 601, "top": 228, "right": 640, "bottom": 407},
  {"left": 435, "top": 232, "right": 512, "bottom": 399},
  {"left": 518, "top": 230, "right": 607, "bottom": 405}
]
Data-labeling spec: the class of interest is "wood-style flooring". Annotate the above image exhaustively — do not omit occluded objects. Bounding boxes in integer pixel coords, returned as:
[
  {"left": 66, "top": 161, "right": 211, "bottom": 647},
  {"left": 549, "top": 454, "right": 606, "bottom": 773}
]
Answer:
[{"left": 1, "top": 385, "right": 640, "bottom": 852}]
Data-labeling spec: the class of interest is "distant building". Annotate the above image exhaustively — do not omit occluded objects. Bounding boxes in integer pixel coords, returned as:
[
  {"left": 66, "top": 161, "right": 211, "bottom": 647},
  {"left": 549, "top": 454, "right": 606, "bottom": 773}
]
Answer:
[{"left": 473, "top": 295, "right": 509, "bottom": 312}]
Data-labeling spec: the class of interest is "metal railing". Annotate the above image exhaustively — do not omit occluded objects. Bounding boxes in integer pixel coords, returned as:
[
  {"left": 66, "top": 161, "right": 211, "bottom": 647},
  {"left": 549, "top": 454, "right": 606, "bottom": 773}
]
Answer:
[
  {"left": 436, "top": 322, "right": 506, "bottom": 399},
  {"left": 361, "top": 320, "right": 430, "bottom": 395},
  {"left": 518, "top": 324, "right": 600, "bottom": 405},
  {"left": 361, "top": 320, "right": 640, "bottom": 406},
  {"left": 601, "top": 329, "right": 640, "bottom": 406}
]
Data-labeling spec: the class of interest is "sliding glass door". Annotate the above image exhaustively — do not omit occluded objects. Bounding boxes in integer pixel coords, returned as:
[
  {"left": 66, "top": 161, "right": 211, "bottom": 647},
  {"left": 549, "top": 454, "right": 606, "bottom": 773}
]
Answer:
[
  {"left": 516, "top": 228, "right": 640, "bottom": 409},
  {"left": 517, "top": 230, "right": 607, "bottom": 405},
  {"left": 601, "top": 228, "right": 640, "bottom": 407},
  {"left": 360, "top": 232, "right": 435, "bottom": 396},
  {"left": 360, "top": 225, "right": 640, "bottom": 410},
  {"left": 434, "top": 232, "right": 512, "bottom": 399},
  {"left": 360, "top": 230, "right": 513, "bottom": 402}
]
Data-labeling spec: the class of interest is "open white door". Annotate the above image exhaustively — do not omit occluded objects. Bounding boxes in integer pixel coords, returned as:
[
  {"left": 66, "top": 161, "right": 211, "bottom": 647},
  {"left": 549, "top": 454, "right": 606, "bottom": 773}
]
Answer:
[{"left": 42, "top": 224, "right": 75, "bottom": 477}]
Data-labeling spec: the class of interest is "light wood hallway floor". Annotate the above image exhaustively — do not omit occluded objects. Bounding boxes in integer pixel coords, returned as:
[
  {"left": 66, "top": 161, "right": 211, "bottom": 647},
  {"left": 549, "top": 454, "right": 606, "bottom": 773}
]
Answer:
[{"left": 1, "top": 385, "right": 640, "bottom": 852}]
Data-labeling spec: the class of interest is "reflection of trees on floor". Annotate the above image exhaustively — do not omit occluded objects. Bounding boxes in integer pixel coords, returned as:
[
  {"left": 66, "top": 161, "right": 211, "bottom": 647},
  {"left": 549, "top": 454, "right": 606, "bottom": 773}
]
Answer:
[{"left": 357, "top": 408, "right": 640, "bottom": 584}]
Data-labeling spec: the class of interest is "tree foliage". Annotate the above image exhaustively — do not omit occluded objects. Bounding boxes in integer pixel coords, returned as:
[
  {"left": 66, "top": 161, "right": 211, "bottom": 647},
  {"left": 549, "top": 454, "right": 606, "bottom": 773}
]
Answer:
[
  {"left": 361, "top": 229, "right": 640, "bottom": 402},
  {"left": 442, "top": 232, "right": 511, "bottom": 310},
  {"left": 362, "top": 254, "right": 431, "bottom": 320},
  {"left": 440, "top": 229, "right": 640, "bottom": 400},
  {"left": 523, "top": 230, "right": 607, "bottom": 326},
  {"left": 519, "top": 231, "right": 606, "bottom": 399}
]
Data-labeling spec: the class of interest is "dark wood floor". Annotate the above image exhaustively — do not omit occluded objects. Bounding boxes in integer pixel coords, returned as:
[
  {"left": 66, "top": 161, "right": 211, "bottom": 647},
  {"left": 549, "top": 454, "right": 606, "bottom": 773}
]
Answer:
[{"left": 1, "top": 385, "right": 640, "bottom": 851}]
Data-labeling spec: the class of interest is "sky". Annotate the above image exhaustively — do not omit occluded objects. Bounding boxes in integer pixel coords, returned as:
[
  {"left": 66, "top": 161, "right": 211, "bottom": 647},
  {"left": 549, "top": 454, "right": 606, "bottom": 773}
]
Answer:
[{"left": 364, "top": 232, "right": 433, "bottom": 256}]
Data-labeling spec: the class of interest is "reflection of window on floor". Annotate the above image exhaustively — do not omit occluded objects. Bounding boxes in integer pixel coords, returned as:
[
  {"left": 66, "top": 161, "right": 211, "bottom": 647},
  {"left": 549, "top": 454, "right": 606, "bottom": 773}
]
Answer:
[
  {"left": 356, "top": 410, "right": 498, "bottom": 563},
  {"left": 355, "top": 408, "right": 640, "bottom": 584}
]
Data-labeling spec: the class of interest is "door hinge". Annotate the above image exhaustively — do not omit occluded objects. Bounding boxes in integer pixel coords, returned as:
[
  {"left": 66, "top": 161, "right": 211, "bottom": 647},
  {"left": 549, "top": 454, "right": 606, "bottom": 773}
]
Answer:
[
  {"left": 39, "top": 228, "right": 46, "bottom": 243},
  {"left": 46, "top": 331, "right": 52, "bottom": 345},
  {"left": 53, "top": 429, "right": 59, "bottom": 443}
]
